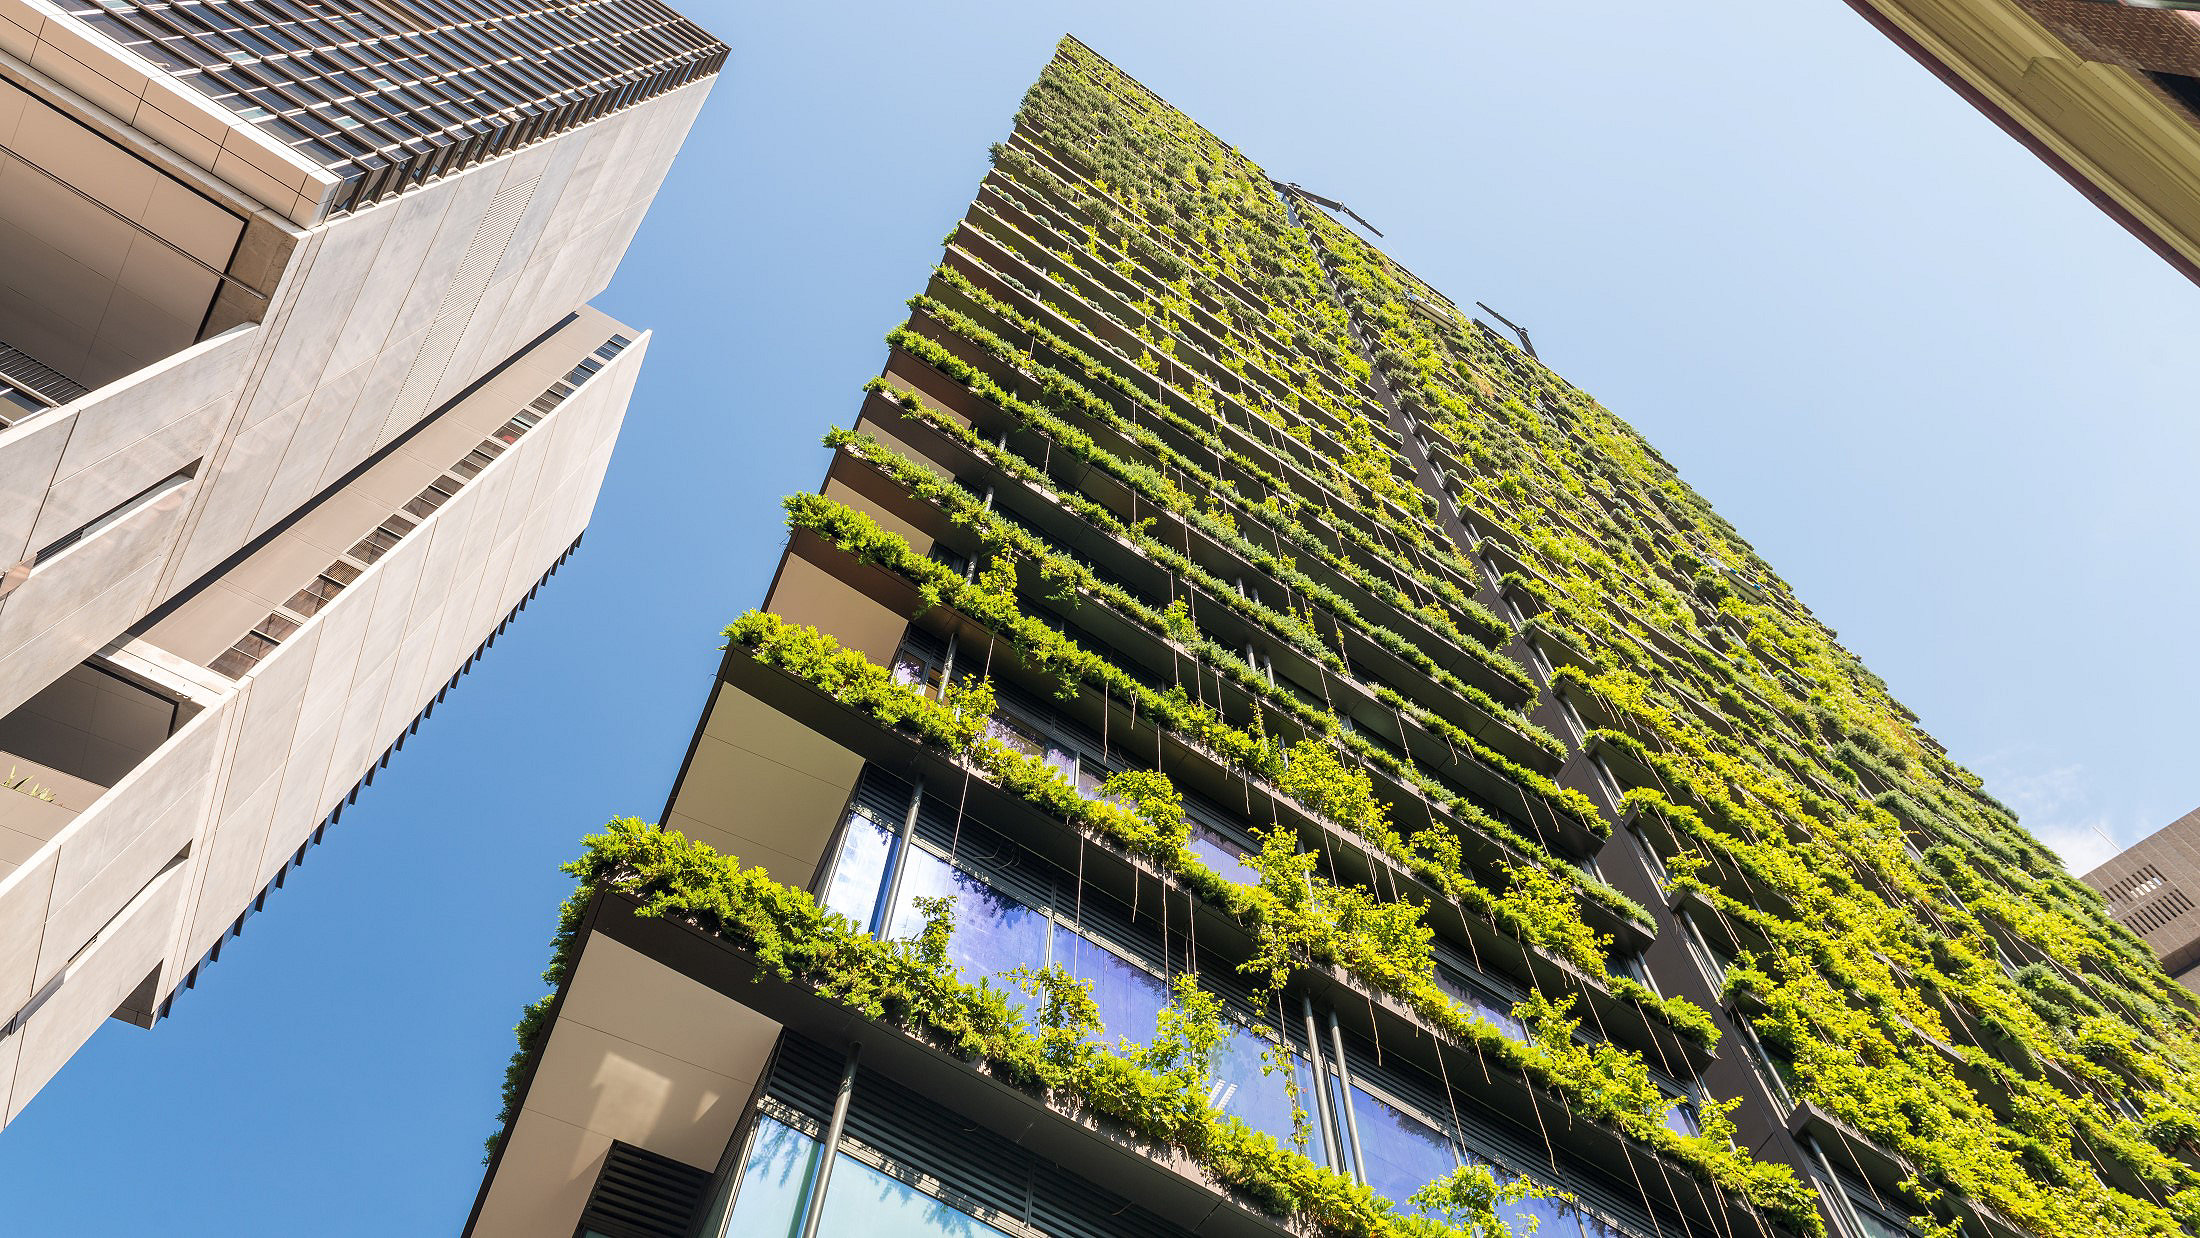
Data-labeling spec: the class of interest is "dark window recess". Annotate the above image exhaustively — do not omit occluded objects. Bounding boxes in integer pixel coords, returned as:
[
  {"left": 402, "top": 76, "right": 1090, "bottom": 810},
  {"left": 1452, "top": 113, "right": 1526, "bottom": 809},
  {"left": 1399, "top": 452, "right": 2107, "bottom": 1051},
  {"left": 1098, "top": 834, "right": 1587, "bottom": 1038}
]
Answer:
[
  {"left": 2148, "top": 71, "right": 2200, "bottom": 121},
  {"left": 574, "top": 1141, "right": 710, "bottom": 1238},
  {"left": 32, "top": 463, "right": 200, "bottom": 564}
]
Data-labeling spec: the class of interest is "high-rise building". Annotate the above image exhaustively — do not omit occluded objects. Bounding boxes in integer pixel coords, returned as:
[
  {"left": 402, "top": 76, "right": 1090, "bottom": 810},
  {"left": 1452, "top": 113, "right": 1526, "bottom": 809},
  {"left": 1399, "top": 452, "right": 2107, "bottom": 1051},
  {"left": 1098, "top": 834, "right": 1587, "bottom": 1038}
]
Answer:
[
  {"left": 1843, "top": 0, "right": 2200, "bottom": 283},
  {"left": 2084, "top": 808, "right": 2200, "bottom": 993},
  {"left": 472, "top": 37, "right": 2200, "bottom": 1238},
  {"left": 0, "top": 0, "right": 722, "bottom": 1127}
]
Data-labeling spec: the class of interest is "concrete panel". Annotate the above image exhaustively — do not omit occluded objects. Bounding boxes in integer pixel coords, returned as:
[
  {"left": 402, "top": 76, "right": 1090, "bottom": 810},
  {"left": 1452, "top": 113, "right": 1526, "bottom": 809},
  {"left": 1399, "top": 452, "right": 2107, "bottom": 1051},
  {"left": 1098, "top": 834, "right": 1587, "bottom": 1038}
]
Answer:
[
  {"left": 51, "top": 323, "right": 255, "bottom": 470},
  {"left": 763, "top": 551, "right": 911, "bottom": 667},
  {"left": 0, "top": 848, "right": 59, "bottom": 1018},
  {"left": 27, "top": 395, "right": 225, "bottom": 549},
  {"left": 247, "top": 201, "right": 396, "bottom": 404},
  {"left": 33, "top": 696, "right": 227, "bottom": 990},
  {"left": 471, "top": 1115, "right": 613, "bottom": 1238},
  {"left": 217, "top": 622, "right": 319, "bottom": 804},
  {"left": 175, "top": 757, "right": 277, "bottom": 968},
  {"left": 0, "top": 416, "right": 73, "bottom": 566},
  {"left": 39, "top": 782, "right": 200, "bottom": 982},
  {"left": 6, "top": 859, "right": 185, "bottom": 1125},
  {"left": 662, "top": 686, "right": 865, "bottom": 889},
  {"left": 475, "top": 926, "right": 775, "bottom": 1238}
]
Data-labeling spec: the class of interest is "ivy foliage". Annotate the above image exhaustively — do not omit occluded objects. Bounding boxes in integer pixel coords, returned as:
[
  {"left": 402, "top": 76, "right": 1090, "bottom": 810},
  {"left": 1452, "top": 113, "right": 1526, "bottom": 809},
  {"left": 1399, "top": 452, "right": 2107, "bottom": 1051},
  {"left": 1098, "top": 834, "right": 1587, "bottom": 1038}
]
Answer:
[
  {"left": 535, "top": 818, "right": 1714, "bottom": 1238},
  {"left": 1280, "top": 144, "right": 2200, "bottom": 1238},
  {"left": 719, "top": 611, "right": 1815, "bottom": 1228}
]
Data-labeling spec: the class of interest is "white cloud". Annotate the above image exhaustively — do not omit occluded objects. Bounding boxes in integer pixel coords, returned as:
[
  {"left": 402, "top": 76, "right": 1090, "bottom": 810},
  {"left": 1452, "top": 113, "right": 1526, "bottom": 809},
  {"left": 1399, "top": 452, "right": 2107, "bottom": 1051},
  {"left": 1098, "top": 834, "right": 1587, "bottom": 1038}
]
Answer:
[{"left": 1971, "top": 758, "right": 2131, "bottom": 876}]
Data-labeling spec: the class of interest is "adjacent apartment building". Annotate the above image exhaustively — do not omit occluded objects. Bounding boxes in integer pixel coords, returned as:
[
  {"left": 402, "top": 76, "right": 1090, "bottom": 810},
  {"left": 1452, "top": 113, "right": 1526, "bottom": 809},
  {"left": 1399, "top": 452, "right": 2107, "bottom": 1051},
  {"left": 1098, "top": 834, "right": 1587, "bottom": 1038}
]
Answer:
[
  {"left": 2084, "top": 808, "right": 2200, "bottom": 993},
  {"left": 0, "top": 0, "right": 722, "bottom": 1128},
  {"left": 472, "top": 38, "right": 2200, "bottom": 1238},
  {"left": 1843, "top": 0, "right": 2200, "bottom": 282}
]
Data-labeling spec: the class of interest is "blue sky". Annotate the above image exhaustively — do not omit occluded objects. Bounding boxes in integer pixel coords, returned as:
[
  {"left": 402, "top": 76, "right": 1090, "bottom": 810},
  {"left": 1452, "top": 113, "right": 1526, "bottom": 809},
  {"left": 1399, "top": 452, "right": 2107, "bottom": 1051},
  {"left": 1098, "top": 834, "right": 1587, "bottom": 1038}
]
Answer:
[{"left": 5, "top": 2, "right": 2198, "bottom": 1231}]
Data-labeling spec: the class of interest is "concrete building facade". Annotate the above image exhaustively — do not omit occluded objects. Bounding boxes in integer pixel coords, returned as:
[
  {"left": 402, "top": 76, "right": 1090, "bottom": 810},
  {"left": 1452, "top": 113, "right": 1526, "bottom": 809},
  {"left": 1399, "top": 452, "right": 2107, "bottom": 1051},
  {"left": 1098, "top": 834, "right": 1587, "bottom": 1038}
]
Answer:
[
  {"left": 0, "top": 0, "right": 722, "bottom": 1127},
  {"left": 472, "top": 37, "right": 2200, "bottom": 1238},
  {"left": 2084, "top": 808, "right": 2200, "bottom": 992}
]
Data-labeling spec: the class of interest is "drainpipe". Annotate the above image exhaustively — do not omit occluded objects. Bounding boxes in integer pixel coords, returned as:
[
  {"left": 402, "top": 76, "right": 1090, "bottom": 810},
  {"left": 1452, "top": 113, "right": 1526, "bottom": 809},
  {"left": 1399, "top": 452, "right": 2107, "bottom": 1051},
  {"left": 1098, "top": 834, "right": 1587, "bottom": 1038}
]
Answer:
[
  {"left": 871, "top": 782, "right": 925, "bottom": 935},
  {"left": 1327, "top": 1009, "right": 1369, "bottom": 1184},
  {"left": 1799, "top": 1133, "right": 1865, "bottom": 1238},
  {"left": 1301, "top": 996, "right": 1347, "bottom": 1176},
  {"left": 795, "top": 1044, "right": 862, "bottom": 1238}
]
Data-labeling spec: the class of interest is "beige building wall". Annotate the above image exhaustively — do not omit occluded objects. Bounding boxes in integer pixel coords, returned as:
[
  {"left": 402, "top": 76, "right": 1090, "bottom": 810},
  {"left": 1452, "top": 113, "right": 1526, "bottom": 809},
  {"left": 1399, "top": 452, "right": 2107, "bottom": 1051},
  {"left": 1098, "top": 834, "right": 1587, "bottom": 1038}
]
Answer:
[
  {"left": 0, "top": 66, "right": 709, "bottom": 726},
  {"left": 470, "top": 933, "right": 781, "bottom": 1238},
  {"left": 0, "top": 317, "right": 644, "bottom": 1127}
]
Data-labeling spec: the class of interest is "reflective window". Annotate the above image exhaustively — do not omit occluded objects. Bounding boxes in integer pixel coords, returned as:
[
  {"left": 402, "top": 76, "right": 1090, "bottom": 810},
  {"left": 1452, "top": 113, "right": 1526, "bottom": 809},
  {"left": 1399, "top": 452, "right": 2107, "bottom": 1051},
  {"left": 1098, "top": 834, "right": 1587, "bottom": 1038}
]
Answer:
[
  {"left": 1188, "top": 821, "right": 1261, "bottom": 885},
  {"left": 1435, "top": 968, "right": 1525, "bottom": 1043},
  {"left": 892, "top": 639, "right": 950, "bottom": 699},
  {"left": 1052, "top": 924, "right": 1169, "bottom": 1043},
  {"left": 822, "top": 812, "right": 894, "bottom": 930},
  {"left": 1347, "top": 1083, "right": 1456, "bottom": 1210},
  {"left": 1846, "top": 1196, "right": 1922, "bottom": 1238},
  {"left": 1498, "top": 1189, "right": 1586, "bottom": 1237},
  {"left": 720, "top": 1115, "right": 821, "bottom": 1238},
  {"left": 815, "top": 1153, "right": 1015, "bottom": 1238},
  {"left": 719, "top": 1114, "right": 1016, "bottom": 1238},
  {"left": 887, "top": 849, "right": 1050, "bottom": 1000},
  {"left": 1209, "top": 1025, "right": 1323, "bottom": 1162}
]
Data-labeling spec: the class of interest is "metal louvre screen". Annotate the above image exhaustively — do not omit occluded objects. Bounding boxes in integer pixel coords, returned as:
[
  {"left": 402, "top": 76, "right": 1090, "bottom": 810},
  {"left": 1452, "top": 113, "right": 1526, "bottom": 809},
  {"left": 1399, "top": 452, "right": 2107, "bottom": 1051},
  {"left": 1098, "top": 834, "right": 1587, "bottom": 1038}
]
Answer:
[{"left": 575, "top": 1141, "right": 711, "bottom": 1238}]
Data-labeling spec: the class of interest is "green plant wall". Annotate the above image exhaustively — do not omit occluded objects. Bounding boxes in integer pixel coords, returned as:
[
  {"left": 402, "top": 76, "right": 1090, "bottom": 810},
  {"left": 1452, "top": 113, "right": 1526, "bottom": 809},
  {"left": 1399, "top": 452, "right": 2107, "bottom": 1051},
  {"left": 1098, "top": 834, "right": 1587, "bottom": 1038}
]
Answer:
[{"left": 498, "top": 36, "right": 2200, "bottom": 1238}]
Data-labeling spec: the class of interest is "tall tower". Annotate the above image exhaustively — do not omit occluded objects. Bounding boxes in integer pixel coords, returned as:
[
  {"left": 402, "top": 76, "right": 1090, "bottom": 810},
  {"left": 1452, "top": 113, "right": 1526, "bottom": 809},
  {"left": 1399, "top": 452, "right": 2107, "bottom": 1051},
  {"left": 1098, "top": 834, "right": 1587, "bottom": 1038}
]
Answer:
[
  {"left": 474, "top": 38, "right": 2200, "bottom": 1238},
  {"left": 0, "top": 0, "right": 722, "bottom": 1126}
]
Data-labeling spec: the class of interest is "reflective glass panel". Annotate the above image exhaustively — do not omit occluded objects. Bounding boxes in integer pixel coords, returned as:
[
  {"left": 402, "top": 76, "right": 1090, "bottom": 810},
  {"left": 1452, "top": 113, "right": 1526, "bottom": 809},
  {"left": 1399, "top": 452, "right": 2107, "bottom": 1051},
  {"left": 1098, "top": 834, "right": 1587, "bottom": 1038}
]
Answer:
[
  {"left": 719, "top": 1115, "right": 820, "bottom": 1238},
  {"left": 1210, "top": 1025, "right": 1324, "bottom": 1163},
  {"left": 1347, "top": 1083, "right": 1456, "bottom": 1213},
  {"left": 1435, "top": 970, "right": 1525, "bottom": 1043},
  {"left": 887, "top": 850, "right": 1048, "bottom": 1006},
  {"left": 1499, "top": 1191, "right": 1585, "bottom": 1238},
  {"left": 814, "top": 1152, "right": 1014, "bottom": 1238},
  {"left": 822, "top": 812, "right": 894, "bottom": 929},
  {"left": 1189, "top": 822, "right": 1261, "bottom": 886},
  {"left": 1327, "top": 1074, "right": 1360, "bottom": 1178},
  {"left": 1848, "top": 1202, "right": 1920, "bottom": 1238},
  {"left": 1051, "top": 924, "right": 1170, "bottom": 1043}
]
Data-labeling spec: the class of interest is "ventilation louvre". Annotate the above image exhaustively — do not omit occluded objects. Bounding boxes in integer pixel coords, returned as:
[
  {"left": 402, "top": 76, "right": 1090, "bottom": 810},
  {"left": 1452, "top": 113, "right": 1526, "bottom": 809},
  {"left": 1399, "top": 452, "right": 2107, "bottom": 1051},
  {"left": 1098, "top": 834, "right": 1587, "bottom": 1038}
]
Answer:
[{"left": 575, "top": 1141, "right": 711, "bottom": 1238}]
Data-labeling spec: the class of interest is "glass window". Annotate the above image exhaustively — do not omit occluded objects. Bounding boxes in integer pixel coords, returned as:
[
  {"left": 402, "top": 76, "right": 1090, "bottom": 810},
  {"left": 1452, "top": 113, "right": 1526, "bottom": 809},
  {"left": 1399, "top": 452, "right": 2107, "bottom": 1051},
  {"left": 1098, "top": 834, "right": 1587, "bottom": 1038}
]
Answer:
[
  {"left": 1499, "top": 1190, "right": 1586, "bottom": 1238},
  {"left": 1629, "top": 824, "right": 1667, "bottom": 884},
  {"left": 1050, "top": 924, "right": 1169, "bottom": 1043},
  {"left": 1073, "top": 755, "right": 1108, "bottom": 800},
  {"left": 0, "top": 384, "right": 46, "bottom": 423},
  {"left": 1210, "top": 1024, "right": 1323, "bottom": 1163},
  {"left": 1435, "top": 968, "right": 1525, "bottom": 1043},
  {"left": 981, "top": 711, "right": 1046, "bottom": 761},
  {"left": 719, "top": 1115, "right": 820, "bottom": 1238},
  {"left": 1846, "top": 1199, "right": 1921, "bottom": 1238},
  {"left": 1346, "top": 1083, "right": 1457, "bottom": 1212},
  {"left": 821, "top": 812, "right": 894, "bottom": 930},
  {"left": 887, "top": 849, "right": 1048, "bottom": 1005},
  {"left": 1188, "top": 821, "right": 1260, "bottom": 886},
  {"left": 814, "top": 1152, "right": 1014, "bottom": 1238}
]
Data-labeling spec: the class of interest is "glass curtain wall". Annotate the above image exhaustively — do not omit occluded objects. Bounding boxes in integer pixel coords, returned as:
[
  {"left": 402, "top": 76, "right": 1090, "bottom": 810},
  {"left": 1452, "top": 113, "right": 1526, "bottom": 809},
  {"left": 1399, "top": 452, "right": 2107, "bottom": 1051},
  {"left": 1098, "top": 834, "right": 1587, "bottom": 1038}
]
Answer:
[{"left": 809, "top": 760, "right": 1665, "bottom": 1238}]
